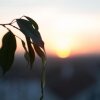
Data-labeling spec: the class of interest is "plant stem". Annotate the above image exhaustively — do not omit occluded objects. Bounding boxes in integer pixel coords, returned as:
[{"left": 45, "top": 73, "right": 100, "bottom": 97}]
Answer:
[
  {"left": 1, "top": 25, "right": 10, "bottom": 31},
  {"left": 0, "top": 23, "right": 20, "bottom": 30},
  {"left": 40, "top": 60, "right": 46, "bottom": 100},
  {"left": 10, "top": 24, "right": 20, "bottom": 31}
]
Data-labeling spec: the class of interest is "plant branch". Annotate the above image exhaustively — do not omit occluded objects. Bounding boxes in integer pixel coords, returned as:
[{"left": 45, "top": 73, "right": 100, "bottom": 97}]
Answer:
[
  {"left": 0, "top": 23, "right": 20, "bottom": 31},
  {"left": 10, "top": 24, "right": 20, "bottom": 31},
  {"left": 0, "top": 15, "right": 23, "bottom": 26},
  {"left": 1, "top": 25, "right": 10, "bottom": 31},
  {"left": 0, "top": 23, "right": 9, "bottom": 26},
  {"left": 10, "top": 19, "right": 16, "bottom": 24}
]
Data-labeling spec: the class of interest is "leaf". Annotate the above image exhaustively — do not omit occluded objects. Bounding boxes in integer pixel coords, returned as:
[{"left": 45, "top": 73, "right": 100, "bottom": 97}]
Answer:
[
  {"left": 16, "top": 19, "right": 44, "bottom": 48},
  {"left": 21, "top": 40, "right": 30, "bottom": 65},
  {"left": 0, "top": 31, "right": 16, "bottom": 74},
  {"left": 33, "top": 30, "right": 44, "bottom": 49},
  {"left": 33, "top": 44, "right": 46, "bottom": 65},
  {"left": 26, "top": 37, "right": 35, "bottom": 68},
  {"left": 24, "top": 52, "right": 30, "bottom": 65},
  {"left": 24, "top": 16, "right": 39, "bottom": 30},
  {"left": 21, "top": 40, "right": 27, "bottom": 53}
]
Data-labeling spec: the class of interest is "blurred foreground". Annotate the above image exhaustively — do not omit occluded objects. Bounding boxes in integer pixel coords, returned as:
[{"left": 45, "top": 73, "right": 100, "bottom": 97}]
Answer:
[{"left": 0, "top": 54, "right": 100, "bottom": 100}]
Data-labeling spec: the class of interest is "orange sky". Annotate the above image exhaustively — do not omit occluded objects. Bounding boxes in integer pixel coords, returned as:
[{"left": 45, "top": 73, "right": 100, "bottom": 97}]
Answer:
[{"left": 0, "top": 0, "right": 100, "bottom": 58}]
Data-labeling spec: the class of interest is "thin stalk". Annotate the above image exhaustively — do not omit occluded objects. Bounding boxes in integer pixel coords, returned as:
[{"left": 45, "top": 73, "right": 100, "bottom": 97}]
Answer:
[
  {"left": 1, "top": 25, "right": 10, "bottom": 31},
  {"left": 0, "top": 23, "right": 20, "bottom": 31},
  {"left": 10, "top": 24, "right": 20, "bottom": 31},
  {"left": 40, "top": 59, "right": 46, "bottom": 100}
]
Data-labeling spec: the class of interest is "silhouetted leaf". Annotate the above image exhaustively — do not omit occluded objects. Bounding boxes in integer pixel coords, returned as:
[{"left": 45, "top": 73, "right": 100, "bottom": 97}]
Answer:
[
  {"left": 0, "top": 31, "right": 16, "bottom": 74},
  {"left": 16, "top": 19, "right": 44, "bottom": 47},
  {"left": 21, "top": 40, "right": 27, "bottom": 53},
  {"left": 33, "top": 30, "right": 44, "bottom": 49},
  {"left": 24, "top": 16, "right": 39, "bottom": 30},
  {"left": 26, "top": 37, "right": 35, "bottom": 68},
  {"left": 33, "top": 44, "right": 46, "bottom": 65},
  {"left": 21, "top": 40, "right": 30, "bottom": 65},
  {"left": 24, "top": 52, "right": 30, "bottom": 65}
]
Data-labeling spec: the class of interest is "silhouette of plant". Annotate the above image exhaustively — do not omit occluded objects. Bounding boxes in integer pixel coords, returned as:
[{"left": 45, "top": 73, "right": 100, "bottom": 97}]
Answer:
[{"left": 0, "top": 16, "right": 46, "bottom": 100}]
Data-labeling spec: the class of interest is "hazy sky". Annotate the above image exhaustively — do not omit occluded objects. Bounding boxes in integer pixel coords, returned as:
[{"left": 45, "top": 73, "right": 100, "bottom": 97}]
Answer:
[{"left": 0, "top": 0, "right": 100, "bottom": 57}]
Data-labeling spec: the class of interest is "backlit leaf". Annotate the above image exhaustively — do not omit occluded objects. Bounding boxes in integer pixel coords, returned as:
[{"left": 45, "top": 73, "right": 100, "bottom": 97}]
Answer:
[
  {"left": 33, "top": 44, "right": 46, "bottom": 65},
  {"left": 21, "top": 40, "right": 27, "bottom": 53},
  {"left": 21, "top": 40, "right": 30, "bottom": 65},
  {"left": 24, "top": 52, "right": 30, "bottom": 65},
  {"left": 16, "top": 19, "right": 44, "bottom": 48},
  {"left": 0, "top": 31, "right": 16, "bottom": 74},
  {"left": 24, "top": 16, "right": 39, "bottom": 30},
  {"left": 26, "top": 37, "right": 35, "bottom": 68}
]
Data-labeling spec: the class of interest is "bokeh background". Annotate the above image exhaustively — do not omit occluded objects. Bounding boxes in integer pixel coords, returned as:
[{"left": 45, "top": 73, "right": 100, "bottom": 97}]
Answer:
[{"left": 0, "top": 0, "right": 100, "bottom": 100}]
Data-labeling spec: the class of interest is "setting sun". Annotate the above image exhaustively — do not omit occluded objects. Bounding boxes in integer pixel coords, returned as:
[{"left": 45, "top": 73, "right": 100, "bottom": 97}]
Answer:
[
  {"left": 56, "top": 47, "right": 71, "bottom": 58},
  {"left": 53, "top": 36, "right": 71, "bottom": 58}
]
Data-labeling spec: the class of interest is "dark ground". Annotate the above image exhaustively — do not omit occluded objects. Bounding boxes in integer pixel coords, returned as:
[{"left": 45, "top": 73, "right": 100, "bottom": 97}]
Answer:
[{"left": 0, "top": 54, "right": 100, "bottom": 100}]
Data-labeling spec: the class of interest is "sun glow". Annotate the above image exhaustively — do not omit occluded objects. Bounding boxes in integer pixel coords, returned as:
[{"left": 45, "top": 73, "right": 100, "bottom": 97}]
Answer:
[
  {"left": 53, "top": 36, "right": 71, "bottom": 58},
  {"left": 56, "top": 46, "right": 71, "bottom": 58}
]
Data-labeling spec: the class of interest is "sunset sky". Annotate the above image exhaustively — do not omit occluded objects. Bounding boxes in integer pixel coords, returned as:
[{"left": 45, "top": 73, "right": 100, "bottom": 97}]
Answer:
[{"left": 0, "top": 0, "right": 100, "bottom": 58}]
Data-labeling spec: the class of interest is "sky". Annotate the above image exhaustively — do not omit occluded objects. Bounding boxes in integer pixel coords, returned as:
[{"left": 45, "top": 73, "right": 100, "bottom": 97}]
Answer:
[{"left": 0, "top": 0, "right": 100, "bottom": 57}]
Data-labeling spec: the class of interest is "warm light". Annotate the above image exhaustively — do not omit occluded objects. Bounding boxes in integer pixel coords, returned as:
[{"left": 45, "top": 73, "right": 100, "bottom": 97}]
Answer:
[
  {"left": 56, "top": 47, "right": 71, "bottom": 58},
  {"left": 53, "top": 36, "right": 71, "bottom": 58}
]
